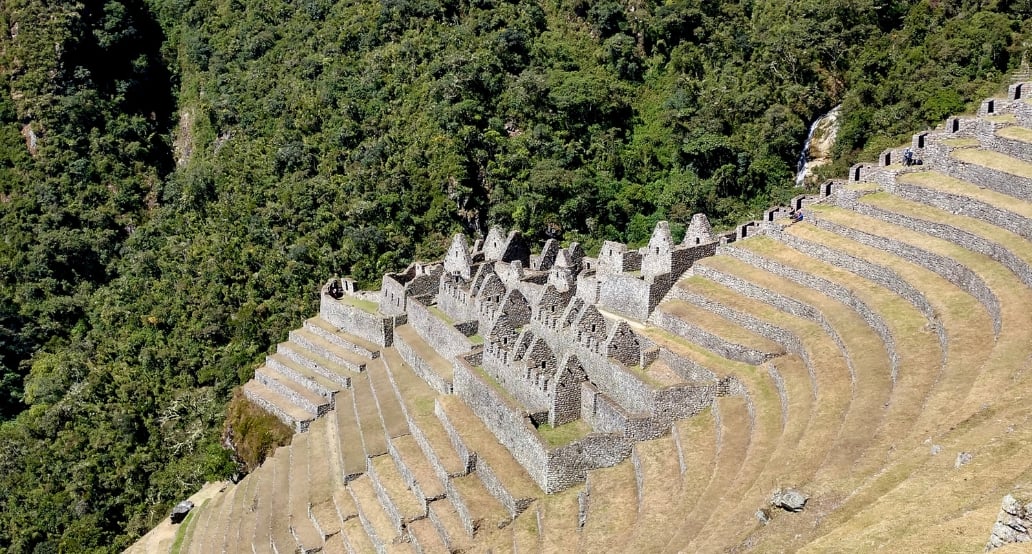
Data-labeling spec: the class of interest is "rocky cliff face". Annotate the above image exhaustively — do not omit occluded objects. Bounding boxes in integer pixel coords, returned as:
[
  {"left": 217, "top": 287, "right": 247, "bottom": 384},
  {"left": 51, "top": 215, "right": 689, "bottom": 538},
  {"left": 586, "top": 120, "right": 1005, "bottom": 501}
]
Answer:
[
  {"left": 986, "top": 494, "right": 1032, "bottom": 551},
  {"left": 796, "top": 105, "right": 842, "bottom": 186}
]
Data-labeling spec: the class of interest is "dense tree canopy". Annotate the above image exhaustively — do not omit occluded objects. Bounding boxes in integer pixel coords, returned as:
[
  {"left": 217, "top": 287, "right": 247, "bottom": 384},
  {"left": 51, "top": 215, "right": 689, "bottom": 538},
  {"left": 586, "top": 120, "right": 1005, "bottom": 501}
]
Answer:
[{"left": 0, "top": 0, "right": 1027, "bottom": 549}]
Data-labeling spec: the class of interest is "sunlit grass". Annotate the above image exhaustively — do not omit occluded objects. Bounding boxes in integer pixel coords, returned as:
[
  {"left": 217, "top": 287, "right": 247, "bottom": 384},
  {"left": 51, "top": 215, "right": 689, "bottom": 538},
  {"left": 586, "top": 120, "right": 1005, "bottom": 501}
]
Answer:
[
  {"left": 953, "top": 148, "right": 1032, "bottom": 179},
  {"left": 997, "top": 125, "right": 1032, "bottom": 143}
]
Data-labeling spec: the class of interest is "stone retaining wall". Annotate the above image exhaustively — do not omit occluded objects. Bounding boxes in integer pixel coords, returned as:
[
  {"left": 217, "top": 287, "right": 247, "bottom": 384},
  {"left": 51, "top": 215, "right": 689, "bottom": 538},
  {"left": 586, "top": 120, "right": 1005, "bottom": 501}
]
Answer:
[
  {"left": 407, "top": 298, "right": 475, "bottom": 360},
  {"left": 393, "top": 330, "right": 452, "bottom": 395},
  {"left": 720, "top": 246, "right": 902, "bottom": 383},
  {"left": 853, "top": 201, "right": 1032, "bottom": 293},
  {"left": 888, "top": 180, "right": 1032, "bottom": 243},
  {"left": 927, "top": 143, "right": 1032, "bottom": 202},
  {"left": 653, "top": 308, "right": 777, "bottom": 365},
  {"left": 676, "top": 288, "right": 842, "bottom": 389},
  {"left": 771, "top": 229, "right": 948, "bottom": 362},
  {"left": 813, "top": 209, "right": 1004, "bottom": 337},
  {"left": 692, "top": 265, "right": 860, "bottom": 386},
  {"left": 243, "top": 387, "right": 310, "bottom": 433},
  {"left": 320, "top": 292, "right": 396, "bottom": 346}
]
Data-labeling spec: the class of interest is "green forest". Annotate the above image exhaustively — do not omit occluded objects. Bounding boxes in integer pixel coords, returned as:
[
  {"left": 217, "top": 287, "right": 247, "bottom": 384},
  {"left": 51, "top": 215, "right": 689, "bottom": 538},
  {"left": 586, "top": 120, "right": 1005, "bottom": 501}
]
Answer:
[{"left": 0, "top": 0, "right": 1027, "bottom": 549}]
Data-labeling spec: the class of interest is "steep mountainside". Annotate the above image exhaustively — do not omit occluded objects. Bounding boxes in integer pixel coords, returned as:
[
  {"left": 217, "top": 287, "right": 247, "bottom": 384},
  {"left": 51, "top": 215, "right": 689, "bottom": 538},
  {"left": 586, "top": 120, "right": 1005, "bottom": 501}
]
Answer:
[
  {"left": 0, "top": 0, "right": 1029, "bottom": 550},
  {"left": 162, "top": 82, "right": 1032, "bottom": 553}
]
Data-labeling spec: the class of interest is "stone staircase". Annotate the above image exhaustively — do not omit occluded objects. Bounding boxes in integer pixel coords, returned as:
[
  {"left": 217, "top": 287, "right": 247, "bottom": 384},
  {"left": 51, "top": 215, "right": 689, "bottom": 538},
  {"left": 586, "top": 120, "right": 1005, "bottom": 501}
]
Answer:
[{"left": 161, "top": 82, "right": 1032, "bottom": 552}]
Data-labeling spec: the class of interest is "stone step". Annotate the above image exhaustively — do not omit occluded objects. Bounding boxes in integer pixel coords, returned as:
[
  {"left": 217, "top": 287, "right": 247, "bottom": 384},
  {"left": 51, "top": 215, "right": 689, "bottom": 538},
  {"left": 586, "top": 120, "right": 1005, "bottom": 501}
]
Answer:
[
  {"left": 224, "top": 471, "right": 262, "bottom": 552},
  {"left": 277, "top": 342, "right": 353, "bottom": 389},
  {"left": 309, "top": 499, "right": 341, "bottom": 545},
  {"left": 290, "top": 327, "right": 370, "bottom": 372},
  {"left": 353, "top": 373, "right": 390, "bottom": 458},
  {"left": 367, "top": 453, "right": 426, "bottom": 531},
  {"left": 201, "top": 485, "right": 236, "bottom": 554},
  {"left": 434, "top": 395, "right": 540, "bottom": 517},
  {"left": 248, "top": 449, "right": 283, "bottom": 552},
  {"left": 321, "top": 533, "right": 347, "bottom": 554},
  {"left": 305, "top": 418, "right": 341, "bottom": 537},
  {"left": 652, "top": 298, "right": 785, "bottom": 365},
  {"left": 348, "top": 473, "right": 401, "bottom": 550},
  {"left": 331, "top": 388, "right": 367, "bottom": 482},
  {"left": 697, "top": 251, "right": 899, "bottom": 383},
  {"left": 579, "top": 462, "right": 638, "bottom": 550},
  {"left": 802, "top": 203, "right": 1022, "bottom": 436},
  {"left": 341, "top": 515, "right": 377, "bottom": 554},
  {"left": 891, "top": 171, "right": 1032, "bottom": 242},
  {"left": 771, "top": 222, "right": 950, "bottom": 404},
  {"left": 210, "top": 480, "right": 242, "bottom": 548},
  {"left": 660, "top": 395, "right": 753, "bottom": 549},
  {"left": 677, "top": 275, "right": 869, "bottom": 480},
  {"left": 394, "top": 324, "right": 454, "bottom": 394},
  {"left": 266, "top": 351, "right": 343, "bottom": 400},
  {"left": 287, "top": 432, "right": 325, "bottom": 550},
  {"left": 671, "top": 409, "right": 718, "bottom": 496},
  {"left": 254, "top": 366, "right": 331, "bottom": 416},
  {"left": 994, "top": 124, "right": 1032, "bottom": 161},
  {"left": 269, "top": 446, "right": 300, "bottom": 554},
  {"left": 445, "top": 472, "right": 511, "bottom": 537},
  {"left": 622, "top": 437, "right": 687, "bottom": 551},
  {"left": 675, "top": 276, "right": 824, "bottom": 366},
  {"left": 697, "top": 254, "right": 898, "bottom": 389},
  {"left": 380, "top": 348, "right": 470, "bottom": 479},
  {"left": 511, "top": 504, "right": 541, "bottom": 553},
  {"left": 242, "top": 380, "right": 315, "bottom": 433},
  {"left": 947, "top": 147, "right": 1032, "bottom": 202},
  {"left": 304, "top": 316, "right": 381, "bottom": 359},
  {"left": 185, "top": 486, "right": 228, "bottom": 554},
  {"left": 407, "top": 516, "right": 450, "bottom": 554},
  {"left": 368, "top": 360, "right": 411, "bottom": 440},
  {"left": 681, "top": 371, "right": 792, "bottom": 550},
  {"left": 390, "top": 434, "right": 446, "bottom": 506},
  {"left": 427, "top": 498, "right": 472, "bottom": 552},
  {"left": 854, "top": 190, "right": 1032, "bottom": 291},
  {"left": 727, "top": 236, "right": 949, "bottom": 475},
  {"left": 333, "top": 486, "right": 359, "bottom": 528},
  {"left": 636, "top": 322, "right": 751, "bottom": 387},
  {"left": 535, "top": 485, "right": 583, "bottom": 553}
]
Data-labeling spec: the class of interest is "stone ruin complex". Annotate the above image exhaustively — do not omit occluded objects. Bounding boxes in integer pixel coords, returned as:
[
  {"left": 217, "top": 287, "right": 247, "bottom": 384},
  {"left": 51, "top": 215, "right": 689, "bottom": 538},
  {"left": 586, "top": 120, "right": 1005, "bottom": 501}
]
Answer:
[
  {"left": 145, "top": 81, "right": 1032, "bottom": 553},
  {"left": 314, "top": 216, "right": 737, "bottom": 494}
]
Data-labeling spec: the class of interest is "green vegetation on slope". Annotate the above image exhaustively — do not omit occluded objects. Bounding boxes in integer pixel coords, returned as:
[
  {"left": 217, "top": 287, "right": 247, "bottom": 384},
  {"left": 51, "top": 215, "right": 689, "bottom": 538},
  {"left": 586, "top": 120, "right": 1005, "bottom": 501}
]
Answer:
[{"left": 0, "top": 0, "right": 1027, "bottom": 549}]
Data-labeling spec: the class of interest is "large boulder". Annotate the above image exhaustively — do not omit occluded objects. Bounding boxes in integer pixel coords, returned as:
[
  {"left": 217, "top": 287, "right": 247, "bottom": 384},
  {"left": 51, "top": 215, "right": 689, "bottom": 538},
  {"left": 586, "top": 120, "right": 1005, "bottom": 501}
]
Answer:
[
  {"left": 986, "top": 494, "right": 1032, "bottom": 551},
  {"left": 170, "top": 500, "right": 194, "bottom": 524},
  {"left": 771, "top": 489, "right": 808, "bottom": 513}
]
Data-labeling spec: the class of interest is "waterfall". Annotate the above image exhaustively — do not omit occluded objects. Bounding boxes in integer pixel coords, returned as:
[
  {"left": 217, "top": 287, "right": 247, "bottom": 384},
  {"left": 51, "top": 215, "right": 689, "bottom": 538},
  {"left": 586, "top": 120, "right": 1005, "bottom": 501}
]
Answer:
[{"left": 795, "top": 105, "right": 841, "bottom": 186}]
